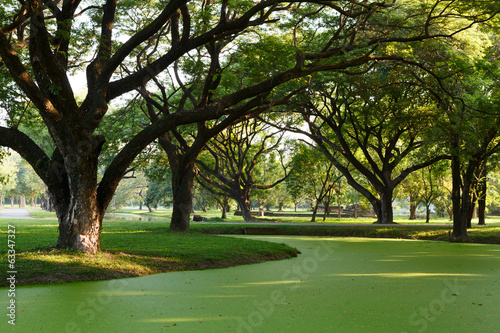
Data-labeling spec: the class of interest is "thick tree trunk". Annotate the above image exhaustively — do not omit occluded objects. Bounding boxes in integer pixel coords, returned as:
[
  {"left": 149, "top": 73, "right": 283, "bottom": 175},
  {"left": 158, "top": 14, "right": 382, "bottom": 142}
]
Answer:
[
  {"left": 54, "top": 161, "right": 103, "bottom": 254},
  {"left": 221, "top": 196, "right": 228, "bottom": 219},
  {"left": 380, "top": 196, "right": 394, "bottom": 224},
  {"left": 57, "top": 200, "right": 103, "bottom": 253},
  {"left": 170, "top": 163, "right": 196, "bottom": 232},
  {"left": 373, "top": 189, "right": 394, "bottom": 224},
  {"left": 467, "top": 201, "right": 475, "bottom": 229},
  {"left": 409, "top": 201, "right": 417, "bottom": 220},
  {"left": 238, "top": 197, "right": 254, "bottom": 222},
  {"left": 450, "top": 154, "right": 469, "bottom": 242},
  {"left": 311, "top": 202, "right": 319, "bottom": 222},
  {"left": 230, "top": 186, "right": 254, "bottom": 222},
  {"left": 477, "top": 176, "right": 486, "bottom": 225},
  {"left": 425, "top": 204, "right": 431, "bottom": 223},
  {"left": 323, "top": 199, "right": 331, "bottom": 221}
]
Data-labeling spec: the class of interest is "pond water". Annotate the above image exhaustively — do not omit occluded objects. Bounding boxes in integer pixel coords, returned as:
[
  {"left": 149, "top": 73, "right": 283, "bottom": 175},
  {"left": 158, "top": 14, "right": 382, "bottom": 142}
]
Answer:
[{"left": 3, "top": 236, "right": 500, "bottom": 332}]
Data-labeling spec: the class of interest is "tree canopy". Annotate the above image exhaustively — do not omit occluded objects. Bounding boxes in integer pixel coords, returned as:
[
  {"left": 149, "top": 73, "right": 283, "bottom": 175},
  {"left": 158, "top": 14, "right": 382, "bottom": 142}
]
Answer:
[{"left": 0, "top": 0, "right": 499, "bottom": 252}]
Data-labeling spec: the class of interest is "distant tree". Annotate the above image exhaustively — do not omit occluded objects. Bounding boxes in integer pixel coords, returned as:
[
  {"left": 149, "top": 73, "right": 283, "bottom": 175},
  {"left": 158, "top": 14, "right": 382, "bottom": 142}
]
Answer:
[
  {"left": 143, "top": 158, "right": 173, "bottom": 212},
  {"left": 16, "top": 159, "right": 45, "bottom": 207},
  {"left": 266, "top": 183, "right": 292, "bottom": 212},
  {"left": 398, "top": 172, "right": 423, "bottom": 220},
  {"left": 0, "top": 153, "right": 18, "bottom": 206},
  {"left": 286, "top": 143, "right": 342, "bottom": 222},
  {"left": 419, "top": 162, "right": 449, "bottom": 223},
  {"left": 196, "top": 119, "right": 287, "bottom": 221},
  {"left": 109, "top": 171, "right": 149, "bottom": 212}
]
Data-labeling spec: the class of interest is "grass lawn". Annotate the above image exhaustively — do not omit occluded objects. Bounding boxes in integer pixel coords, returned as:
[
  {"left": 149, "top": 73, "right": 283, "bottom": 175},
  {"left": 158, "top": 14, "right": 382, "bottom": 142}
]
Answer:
[
  {"left": 0, "top": 219, "right": 298, "bottom": 287},
  {"left": 2, "top": 207, "right": 500, "bottom": 288}
]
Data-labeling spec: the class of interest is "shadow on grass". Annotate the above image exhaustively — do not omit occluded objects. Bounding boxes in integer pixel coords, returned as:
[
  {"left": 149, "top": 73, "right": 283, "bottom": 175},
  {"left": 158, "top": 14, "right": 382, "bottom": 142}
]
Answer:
[{"left": 1, "top": 239, "right": 299, "bottom": 287}]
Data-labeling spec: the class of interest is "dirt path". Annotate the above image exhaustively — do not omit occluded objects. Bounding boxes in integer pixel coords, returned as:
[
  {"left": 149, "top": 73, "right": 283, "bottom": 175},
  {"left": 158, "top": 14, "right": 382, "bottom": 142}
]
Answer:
[{"left": 0, "top": 208, "right": 31, "bottom": 219}]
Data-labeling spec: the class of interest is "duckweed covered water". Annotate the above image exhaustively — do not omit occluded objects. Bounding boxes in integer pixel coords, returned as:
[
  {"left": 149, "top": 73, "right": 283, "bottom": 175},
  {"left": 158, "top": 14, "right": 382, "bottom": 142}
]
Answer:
[{"left": 2, "top": 236, "right": 499, "bottom": 332}]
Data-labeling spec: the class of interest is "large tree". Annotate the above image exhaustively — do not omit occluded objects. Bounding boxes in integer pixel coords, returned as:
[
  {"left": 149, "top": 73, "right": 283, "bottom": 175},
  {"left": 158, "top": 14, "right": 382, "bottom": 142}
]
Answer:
[
  {"left": 0, "top": 0, "right": 496, "bottom": 252},
  {"left": 411, "top": 19, "right": 500, "bottom": 240},
  {"left": 292, "top": 67, "right": 448, "bottom": 224}
]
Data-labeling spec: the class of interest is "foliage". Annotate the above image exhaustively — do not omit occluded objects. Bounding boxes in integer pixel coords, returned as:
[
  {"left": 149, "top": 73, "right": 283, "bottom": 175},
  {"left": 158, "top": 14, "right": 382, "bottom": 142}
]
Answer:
[
  {"left": 0, "top": 0, "right": 499, "bottom": 250},
  {"left": 196, "top": 119, "right": 288, "bottom": 220},
  {"left": 292, "top": 63, "right": 447, "bottom": 223},
  {"left": 0, "top": 152, "right": 45, "bottom": 205},
  {"left": 108, "top": 171, "right": 149, "bottom": 212}
]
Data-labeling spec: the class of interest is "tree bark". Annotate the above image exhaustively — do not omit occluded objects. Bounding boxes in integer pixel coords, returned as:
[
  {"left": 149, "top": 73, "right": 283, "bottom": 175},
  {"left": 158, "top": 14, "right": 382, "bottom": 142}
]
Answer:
[
  {"left": 238, "top": 197, "right": 254, "bottom": 222},
  {"left": 54, "top": 158, "right": 104, "bottom": 253},
  {"left": 170, "top": 162, "right": 196, "bottom": 232},
  {"left": 311, "top": 202, "right": 319, "bottom": 222},
  {"left": 323, "top": 199, "right": 330, "bottom": 221},
  {"left": 409, "top": 201, "right": 417, "bottom": 220},
  {"left": 450, "top": 153, "right": 469, "bottom": 242},
  {"left": 221, "top": 196, "right": 228, "bottom": 219},
  {"left": 467, "top": 200, "right": 475, "bottom": 229},
  {"left": 425, "top": 204, "right": 431, "bottom": 223},
  {"left": 373, "top": 189, "right": 394, "bottom": 224},
  {"left": 477, "top": 176, "right": 486, "bottom": 225}
]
